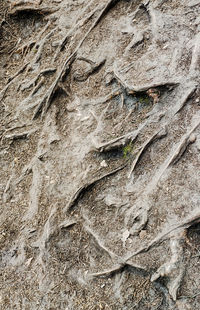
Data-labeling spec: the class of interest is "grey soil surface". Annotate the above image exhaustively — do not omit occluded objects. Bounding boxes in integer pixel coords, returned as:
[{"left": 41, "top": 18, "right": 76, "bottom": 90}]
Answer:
[{"left": 0, "top": 0, "right": 200, "bottom": 309}]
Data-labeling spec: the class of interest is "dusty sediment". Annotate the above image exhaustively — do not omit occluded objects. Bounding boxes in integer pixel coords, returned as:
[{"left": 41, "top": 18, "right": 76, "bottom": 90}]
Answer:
[{"left": 0, "top": 0, "right": 200, "bottom": 309}]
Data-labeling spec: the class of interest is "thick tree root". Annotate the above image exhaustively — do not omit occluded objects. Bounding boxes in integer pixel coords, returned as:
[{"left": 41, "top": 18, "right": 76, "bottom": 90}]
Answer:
[
  {"left": 21, "top": 67, "right": 56, "bottom": 92},
  {"left": 175, "top": 85, "right": 197, "bottom": 114},
  {"left": 168, "top": 120, "right": 199, "bottom": 166},
  {"left": 84, "top": 224, "right": 118, "bottom": 260},
  {"left": 64, "top": 163, "right": 127, "bottom": 213},
  {"left": 73, "top": 58, "right": 106, "bottom": 82},
  {"left": 57, "top": 0, "right": 120, "bottom": 54},
  {"left": 9, "top": 4, "right": 58, "bottom": 16},
  {"left": 125, "top": 210, "right": 200, "bottom": 263},
  {"left": 33, "top": 52, "right": 76, "bottom": 119},
  {"left": 128, "top": 126, "right": 168, "bottom": 177},
  {"left": 32, "top": 0, "right": 115, "bottom": 119},
  {"left": 151, "top": 230, "right": 186, "bottom": 301}
]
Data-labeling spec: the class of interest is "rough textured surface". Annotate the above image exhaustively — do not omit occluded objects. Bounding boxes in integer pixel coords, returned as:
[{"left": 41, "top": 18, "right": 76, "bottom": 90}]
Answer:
[{"left": 0, "top": 0, "right": 200, "bottom": 309}]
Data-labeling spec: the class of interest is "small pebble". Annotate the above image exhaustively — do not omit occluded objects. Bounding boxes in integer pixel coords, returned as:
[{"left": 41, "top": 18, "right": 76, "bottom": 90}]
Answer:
[
  {"left": 195, "top": 98, "right": 199, "bottom": 104},
  {"left": 189, "top": 133, "right": 196, "bottom": 143},
  {"left": 100, "top": 160, "right": 108, "bottom": 168},
  {"left": 139, "top": 230, "right": 147, "bottom": 240}
]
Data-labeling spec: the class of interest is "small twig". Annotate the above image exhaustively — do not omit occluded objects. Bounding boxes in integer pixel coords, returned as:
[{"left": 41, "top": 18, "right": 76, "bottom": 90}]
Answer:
[
  {"left": 90, "top": 261, "right": 147, "bottom": 278},
  {"left": 59, "top": 220, "right": 77, "bottom": 229},
  {"left": 179, "top": 292, "right": 200, "bottom": 299}
]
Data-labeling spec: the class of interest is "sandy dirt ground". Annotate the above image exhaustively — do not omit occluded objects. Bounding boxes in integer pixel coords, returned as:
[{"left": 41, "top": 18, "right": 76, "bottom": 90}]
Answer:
[{"left": 0, "top": 0, "right": 200, "bottom": 309}]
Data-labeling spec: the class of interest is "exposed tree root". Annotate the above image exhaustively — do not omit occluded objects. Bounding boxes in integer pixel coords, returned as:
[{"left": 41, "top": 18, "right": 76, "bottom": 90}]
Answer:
[
  {"left": 31, "top": 28, "right": 56, "bottom": 65},
  {"left": 7, "top": 62, "right": 29, "bottom": 84},
  {"left": 59, "top": 220, "right": 77, "bottom": 230},
  {"left": 30, "top": 76, "right": 45, "bottom": 96},
  {"left": 0, "top": 62, "right": 29, "bottom": 101},
  {"left": 150, "top": 228, "right": 188, "bottom": 302},
  {"left": 90, "top": 261, "right": 148, "bottom": 278},
  {"left": 3, "top": 173, "right": 15, "bottom": 203},
  {"left": 73, "top": 58, "right": 106, "bottom": 82},
  {"left": 125, "top": 31, "right": 144, "bottom": 54},
  {"left": 33, "top": 9, "right": 110, "bottom": 118},
  {"left": 11, "top": 40, "right": 36, "bottom": 58},
  {"left": 53, "top": 0, "right": 121, "bottom": 66},
  {"left": 168, "top": 120, "right": 199, "bottom": 166},
  {"left": 17, "top": 161, "right": 33, "bottom": 184},
  {"left": 31, "top": 0, "right": 121, "bottom": 118},
  {"left": 128, "top": 126, "right": 168, "bottom": 178},
  {"left": 56, "top": 2, "right": 105, "bottom": 55},
  {"left": 32, "top": 207, "right": 57, "bottom": 250},
  {"left": 57, "top": 0, "right": 120, "bottom": 54},
  {"left": 64, "top": 163, "right": 127, "bottom": 213},
  {"left": 12, "top": 21, "right": 52, "bottom": 66},
  {"left": 33, "top": 52, "right": 76, "bottom": 119},
  {"left": 175, "top": 85, "right": 197, "bottom": 114},
  {"left": 94, "top": 129, "right": 138, "bottom": 153},
  {"left": 21, "top": 67, "right": 56, "bottom": 91},
  {"left": 9, "top": 5, "right": 58, "bottom": 16},
  {"left": 189, "top": 33, "right": 200, "bottom": 73},
  {"left": 125, "top": 210, "right": 200, "bottom": 263},
  {"left": 128, "top": 210, "right": 148, "bottom": 236},
  {"left": 4, "top": 128, "right": 37, "bottom": 141},
  {"left": 4, "top": 123, "right": 27, "bottom": 133},
  {"left": 91, "top": 90, "right": 122, "bottom": 106},
  {"left": 124, "top": 117, "right": 200, "bottom": 237},
  {"left": 114, "top": 67, "right": 179, "bottom": 106},
  {"left": 84, "top": 224, "right": 118, "bottom": 260}
]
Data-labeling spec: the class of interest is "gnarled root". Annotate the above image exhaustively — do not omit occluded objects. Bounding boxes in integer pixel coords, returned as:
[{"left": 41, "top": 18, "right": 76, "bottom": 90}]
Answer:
[
  {"left": 64, "top": 163, "right": 127, "bottom": 213},
  {"left": 128, "top": 126, "right": 168, "bottom": 178},
  {"left": 151, "top": 230, "right": 186, "bottom": 301}
]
